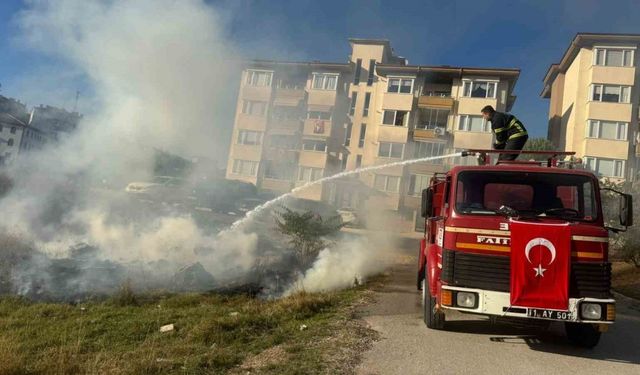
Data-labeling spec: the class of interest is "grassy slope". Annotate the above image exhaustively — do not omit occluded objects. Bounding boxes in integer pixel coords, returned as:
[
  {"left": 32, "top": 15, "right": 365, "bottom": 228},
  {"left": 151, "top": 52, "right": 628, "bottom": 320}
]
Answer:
[{"left": 0, "top": 286, "right": 377, "bottom": 375}]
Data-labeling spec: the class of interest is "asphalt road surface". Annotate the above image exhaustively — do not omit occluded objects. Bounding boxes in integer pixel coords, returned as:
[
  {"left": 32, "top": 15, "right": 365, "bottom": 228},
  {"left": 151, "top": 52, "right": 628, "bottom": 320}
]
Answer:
[{"left": 357, "top": 260, "right": 640, "bottom": 375}]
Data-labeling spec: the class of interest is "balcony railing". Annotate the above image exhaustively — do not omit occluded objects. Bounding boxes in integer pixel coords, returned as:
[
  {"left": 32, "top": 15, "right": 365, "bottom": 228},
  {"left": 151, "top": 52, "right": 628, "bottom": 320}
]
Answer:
[
  {"left": 418, "top": 95, "right": 455, "bottom": 109},
  {"left": 413, "top": 126, "right": 447, "bottom": 140}
]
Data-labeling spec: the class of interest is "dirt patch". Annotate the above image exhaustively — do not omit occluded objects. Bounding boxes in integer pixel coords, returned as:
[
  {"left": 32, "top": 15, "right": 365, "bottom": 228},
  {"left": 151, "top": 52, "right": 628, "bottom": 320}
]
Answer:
[
  {"left": 237, "top": 345, "right": 288, "bottom": 372},
  {"left": 612, "top": 261, "right": 640, "bottom": 300}
]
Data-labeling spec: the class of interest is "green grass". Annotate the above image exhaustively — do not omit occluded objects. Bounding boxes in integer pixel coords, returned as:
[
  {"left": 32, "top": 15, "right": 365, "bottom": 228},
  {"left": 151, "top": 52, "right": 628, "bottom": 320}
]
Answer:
[{"left": 0, "top": 285, "right": 376, "bottom": 375}]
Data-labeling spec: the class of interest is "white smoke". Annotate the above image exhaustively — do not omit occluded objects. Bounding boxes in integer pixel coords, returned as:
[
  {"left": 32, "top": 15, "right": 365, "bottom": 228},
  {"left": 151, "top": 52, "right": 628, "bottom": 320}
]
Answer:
[
  {"left": 287, "top": 231, "right": 401, "bottom": 294},
  {"left": 0, "top": 0, "right": 257, "bottom": 296}
]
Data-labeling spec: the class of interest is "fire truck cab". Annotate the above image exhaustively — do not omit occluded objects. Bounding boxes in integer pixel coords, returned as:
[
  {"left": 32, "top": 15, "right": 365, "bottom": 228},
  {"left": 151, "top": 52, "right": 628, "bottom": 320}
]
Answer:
[{"left": 417, "top": 150, "right": 633, "bottom": 348}]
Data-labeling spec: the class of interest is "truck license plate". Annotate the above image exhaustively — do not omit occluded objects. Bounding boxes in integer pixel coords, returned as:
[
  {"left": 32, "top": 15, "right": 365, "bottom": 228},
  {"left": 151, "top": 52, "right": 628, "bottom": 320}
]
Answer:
[{"left": 527, "top": 309, "right": 573, "bottom": 321}]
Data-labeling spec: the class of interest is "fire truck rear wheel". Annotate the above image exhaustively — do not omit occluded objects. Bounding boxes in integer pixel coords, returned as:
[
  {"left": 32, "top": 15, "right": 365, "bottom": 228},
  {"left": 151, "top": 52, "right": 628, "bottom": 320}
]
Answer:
[
  {"left": 565, "top": 322, "right": 601, "bottom": 348},
  {"left": 423, "top": 276, "right": 445, "bottom": 330}
]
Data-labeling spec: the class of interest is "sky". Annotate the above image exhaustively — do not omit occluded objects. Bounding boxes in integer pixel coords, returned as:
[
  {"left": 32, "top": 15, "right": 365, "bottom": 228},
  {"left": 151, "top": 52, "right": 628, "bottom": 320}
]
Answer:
[{"left": 1, "top": 0, "right": 640, "bottom": 138}]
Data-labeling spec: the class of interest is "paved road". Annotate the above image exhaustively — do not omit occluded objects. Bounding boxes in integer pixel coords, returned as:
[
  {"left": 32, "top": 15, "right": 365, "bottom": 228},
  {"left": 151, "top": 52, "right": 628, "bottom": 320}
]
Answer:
[{"left": 357, "top": 260, "right": 640, "bottom": 375}]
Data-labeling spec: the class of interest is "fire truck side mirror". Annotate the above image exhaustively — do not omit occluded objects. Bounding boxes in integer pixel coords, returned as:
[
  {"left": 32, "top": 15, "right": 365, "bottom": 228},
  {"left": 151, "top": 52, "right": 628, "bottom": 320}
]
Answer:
[
  {"left": 620, "top": 193, "right": 633, "bottom": 227},
  {"left": 421, "top": 188, "right": 433, "bottom": 218}
]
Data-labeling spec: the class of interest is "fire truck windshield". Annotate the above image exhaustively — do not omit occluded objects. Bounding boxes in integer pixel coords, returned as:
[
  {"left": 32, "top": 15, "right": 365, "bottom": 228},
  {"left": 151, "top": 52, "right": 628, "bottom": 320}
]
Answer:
[{"left": 455, "top": 171, "right": 598, "bottom": 222}]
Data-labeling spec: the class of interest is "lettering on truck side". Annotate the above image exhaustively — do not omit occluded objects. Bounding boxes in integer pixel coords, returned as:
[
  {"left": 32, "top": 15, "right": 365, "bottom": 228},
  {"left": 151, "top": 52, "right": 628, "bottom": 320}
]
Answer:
[{"left": 477, "top": 236, "right": 510, "bottom": 245}]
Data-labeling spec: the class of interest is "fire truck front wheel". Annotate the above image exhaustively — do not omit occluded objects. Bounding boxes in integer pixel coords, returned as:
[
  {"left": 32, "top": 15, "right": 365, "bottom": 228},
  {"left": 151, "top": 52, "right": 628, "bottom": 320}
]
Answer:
[
  {"left": 565, "top": 322, "right": 601, "bottom": 348},
  {"left": 422, "top": 278, "right": 445, "bottom": 330}
]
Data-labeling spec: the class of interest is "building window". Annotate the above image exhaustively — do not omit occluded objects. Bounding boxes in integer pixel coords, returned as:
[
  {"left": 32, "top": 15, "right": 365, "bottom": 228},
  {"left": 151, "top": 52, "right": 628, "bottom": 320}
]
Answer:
[
  {"left": 355, "top": 155, "right": 363, "bottom": 168},
  {"left": 378, "top": 142, "right": 404, "bottom": 158},
  {"left": 341, "top": 155, "right": 348, "bottom": 171},
  {"left": 591, "top": 84, "right": 631, "bottom": 103},
  {"left": 237, "top": 130, "right": 262, "bottom": 145},
  {"left": 302, "top": 139, "right": 327, "bottom": 152},
  {"left": 367, "top": 59, "right": 376, "bottom": 86},
  {"left": 363, "top": 93, "right": 371, "bottom": 117},
  {"left": 344, "top": 123, "right": 353, "bottom": 146},
  {"left": 232, "top": 159, "right": 258, "bottom": 176},
  {"left": 587, "top": 120, "right": 628, "bottom": 141},
  {"left": 7, "top": 139, "right": 14, "bottom": 147},
  {"left": 414, "top": 141, "right": 445, "bottom": 163},
  {"left": 458, "top": 115, "right": 490, "bottom": 132},
  {"left": 307, "top": 111, "right": 331, "bottom": 120},
  {"left": 382, "top": 110, "right": 409, "bottom": 127},
  {"left": 594, "top": 48, "right": 634, "bottom": 67},
  {"left": 584, "top": 157, "right": 625, "bottom": 178},
  {"left": 358, "top": 124, "right": 366, "bottom": 147},
  {"left": 374, "top": 174, "right": 400, "bottom": 192},
  {"left": 245, "top": 70, "right": 273, "bottom": 87},
  {"left": 10, "top": 127, "right": 16, "bottom": 134},
  {"left": 242, "top": 100, "right": 267, "bottom": 116},
  {"left": 354, "top": 58, "right": 362, "bottom": 84},
  {"left": 423, "top": 90, "right": 451, "bottom": 97},
  {"left": 264, "top": 161, "right": 295, "bottom": 180},
  {"left": 269, "top": 134, "right": 298, "bottom": 150},
  {"left": 408, "top": 174, "right": 431, "bottom": 196},
  {"left": 312, "top": 73, "right": 339, "bottom": 90},
  {"left": 349, "top": 92, "right": 358, "bottom": 116},
  {"left": 387, "top": 77, "right": 413, "bottom": 94},
  {"left": 462, "top": 80, "right": 497, "bottom": 98},
  {"left": 298, "top": 166, "right": 324, "bottom": 182},
  {"left": 417, "top": 108, "right": 449, "bottom": 130},
  {"left": 271, "top": 106, "right": 301, "bottom": 121}
]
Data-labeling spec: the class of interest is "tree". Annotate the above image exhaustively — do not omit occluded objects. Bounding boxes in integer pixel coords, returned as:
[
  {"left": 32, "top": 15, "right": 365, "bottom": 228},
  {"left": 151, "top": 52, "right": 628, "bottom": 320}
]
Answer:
[
  {"left": 521, "top": 138, "right": 556, "bottom": 161},
  {"left": 275, "top": 207, "right": 345, "bottom": 270},
  {"left": 600, "top": 179, "right": 640, "bottom": 267}
]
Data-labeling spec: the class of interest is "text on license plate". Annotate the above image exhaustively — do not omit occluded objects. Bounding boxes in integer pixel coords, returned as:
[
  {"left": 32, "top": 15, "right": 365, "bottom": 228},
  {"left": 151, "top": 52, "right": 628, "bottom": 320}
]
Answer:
[{"left": 527, "top": 309, "right": 573, "bottom": 320}]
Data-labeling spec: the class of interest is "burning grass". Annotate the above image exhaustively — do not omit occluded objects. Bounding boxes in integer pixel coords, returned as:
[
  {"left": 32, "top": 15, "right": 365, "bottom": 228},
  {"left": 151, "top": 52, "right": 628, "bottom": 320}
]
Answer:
[{"left": 0, "top": 285, "right": 377, "bottom": 374}]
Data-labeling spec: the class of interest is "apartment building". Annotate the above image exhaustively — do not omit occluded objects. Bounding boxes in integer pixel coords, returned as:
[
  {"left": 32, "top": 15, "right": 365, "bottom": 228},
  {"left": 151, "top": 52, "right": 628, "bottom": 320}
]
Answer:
[
  {"left": 226, "top": 38, "right": 519, "bottom": 231},
  {"left": 543, "top": 33, "right": 640, "bottom": 182}
]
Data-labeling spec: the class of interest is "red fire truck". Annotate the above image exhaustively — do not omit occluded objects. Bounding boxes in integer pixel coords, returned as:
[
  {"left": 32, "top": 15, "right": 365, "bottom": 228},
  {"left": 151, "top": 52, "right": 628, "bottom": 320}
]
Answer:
[{"left": 417, "top": 150, "right": 633, "bottom": 348}]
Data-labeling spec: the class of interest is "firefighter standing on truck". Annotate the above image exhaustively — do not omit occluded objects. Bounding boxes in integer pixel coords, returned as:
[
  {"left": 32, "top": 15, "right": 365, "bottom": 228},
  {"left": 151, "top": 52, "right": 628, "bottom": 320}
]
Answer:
[{"left": 481, "top": 105, "right": 528, "bottom": 161}]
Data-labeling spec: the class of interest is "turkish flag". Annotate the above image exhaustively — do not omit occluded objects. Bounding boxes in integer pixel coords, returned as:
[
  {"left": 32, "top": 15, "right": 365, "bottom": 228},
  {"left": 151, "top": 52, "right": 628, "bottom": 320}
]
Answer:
[{"left": 510, "top": 220, "right": 571, "bottom": 310}]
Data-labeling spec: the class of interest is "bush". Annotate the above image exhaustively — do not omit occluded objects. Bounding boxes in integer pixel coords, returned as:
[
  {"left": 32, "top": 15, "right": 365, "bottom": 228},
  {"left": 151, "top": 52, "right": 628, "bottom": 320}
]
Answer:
[
  {"left": 601, "top": 179, "right": 640, "bottom": 267},
  {"left": 111, "top": 279, "right": 138, "bottom": 306},
  {"left": 275, "top": 207, "right": 344, "bottom": 270}
]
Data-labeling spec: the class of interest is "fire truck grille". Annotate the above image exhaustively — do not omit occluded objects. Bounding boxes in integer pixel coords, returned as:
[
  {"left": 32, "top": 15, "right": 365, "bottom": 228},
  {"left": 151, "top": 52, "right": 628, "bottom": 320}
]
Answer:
[{"left": 441, "top": 250, "right": 612, "bottom": 298}]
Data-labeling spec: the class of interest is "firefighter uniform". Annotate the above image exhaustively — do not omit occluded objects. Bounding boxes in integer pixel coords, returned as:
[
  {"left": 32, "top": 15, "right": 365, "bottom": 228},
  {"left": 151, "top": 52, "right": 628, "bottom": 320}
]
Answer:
[{"left": 490, "top": 112, "right": 528, "bottom": 161}]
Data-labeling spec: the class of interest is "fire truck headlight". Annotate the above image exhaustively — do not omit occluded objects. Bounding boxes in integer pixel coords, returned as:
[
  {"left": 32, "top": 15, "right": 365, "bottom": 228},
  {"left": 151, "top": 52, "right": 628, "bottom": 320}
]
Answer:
[
  {"left": 456, "top": 292, "right": 477, "bottom": 308},
  {"left": 580, "top": 303, "right": 602, "bottom": 320}
]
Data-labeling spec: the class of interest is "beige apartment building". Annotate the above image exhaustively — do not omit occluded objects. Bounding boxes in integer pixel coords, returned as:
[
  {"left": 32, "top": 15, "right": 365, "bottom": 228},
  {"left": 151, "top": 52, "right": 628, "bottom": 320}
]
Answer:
[
  {"left": 543, "top": 33, "right": 640, "bottom": 182},
  {"left": 226, "top": 38, "right": 519, "bottom": 231}
]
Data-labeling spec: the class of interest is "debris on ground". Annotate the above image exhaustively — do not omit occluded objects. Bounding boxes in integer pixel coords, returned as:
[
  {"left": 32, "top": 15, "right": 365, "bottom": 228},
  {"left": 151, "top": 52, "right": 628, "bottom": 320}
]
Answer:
[{"left": 160, "top": 323, "right": 174, "bottom": 333}]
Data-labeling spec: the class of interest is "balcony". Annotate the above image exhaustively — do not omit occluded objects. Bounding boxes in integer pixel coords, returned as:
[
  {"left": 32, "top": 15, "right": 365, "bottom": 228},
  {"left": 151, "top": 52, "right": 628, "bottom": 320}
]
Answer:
[
  {"left": 299, "top": 150, "right": 328, "bottom": 168},
  {"left": 418, "top": 95, "right": 454, "bottom": 110},
  {"left": 308, "top": 89, "right": 337, "bottom": 108},
  {"left": 586, "top": 101, "right": 633, "bottom": 123},
  {"left": 241, "top": 84, "right": 272, "bottom": 101},
  {"left": 303, "top": 118, "right": 332, "bottom": 137},
  {"left": 261, "top": 178, "right": 293, "bottom": 193},
  {"left": 413, "top": 126, "right": 447, "bottom": 140},
  {"left": 269, "top": 118, "right": 302, "bottom": 134},
  {"left": 237, "top": 114, "right": 268, "bottom": 131},
  {"left": 590, "top": 65, "right": 635, "bottom": 87},
  {"left": 263, "top": 147, "right": 300, "bottom": 162},
  {"left": 273, "top": 87, "right": 306, "bottom": 107}
]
